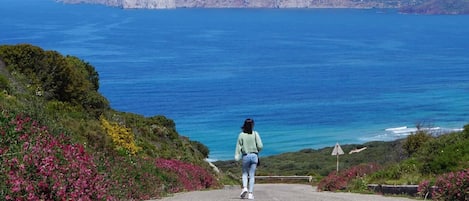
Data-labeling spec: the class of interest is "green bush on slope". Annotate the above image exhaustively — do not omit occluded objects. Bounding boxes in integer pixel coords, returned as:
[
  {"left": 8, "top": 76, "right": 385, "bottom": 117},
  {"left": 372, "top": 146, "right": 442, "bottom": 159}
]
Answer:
[
  {"left": 0, "top": 44, "right": 109, "bottom": 116},
  {"left": 0, "top": 44, "right": 219, "bottom": 200},
  {"left": 215, "top": 140, "right": 406, "bottom": 179}
]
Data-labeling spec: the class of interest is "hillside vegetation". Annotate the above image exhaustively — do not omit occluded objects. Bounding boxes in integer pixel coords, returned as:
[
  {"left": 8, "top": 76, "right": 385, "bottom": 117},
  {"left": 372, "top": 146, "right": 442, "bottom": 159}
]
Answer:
[
  {"left": 215, "top": 140, "right": 406, "bottom": 178},
  {"left": 2, "top": 43, "right": 469, "bottom": 200},
  {"left": 0, "top": 44, "right": 219, "bottom": 200},
  {"left": 217, "top": 125, "right": 469, "bottom": 199}
]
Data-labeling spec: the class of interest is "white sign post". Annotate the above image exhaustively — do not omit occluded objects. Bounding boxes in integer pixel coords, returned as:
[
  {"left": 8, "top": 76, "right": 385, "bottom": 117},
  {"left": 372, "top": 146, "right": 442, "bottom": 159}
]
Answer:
[{"left": 331, "top": 142, "right": 344, "bottom": 173}]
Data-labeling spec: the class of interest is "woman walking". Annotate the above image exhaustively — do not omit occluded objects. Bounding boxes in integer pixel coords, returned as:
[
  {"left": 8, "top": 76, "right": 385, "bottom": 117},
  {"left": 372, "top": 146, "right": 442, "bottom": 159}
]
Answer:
[{"left": 234, "top": 118, "right": 263, "bottom": 200}]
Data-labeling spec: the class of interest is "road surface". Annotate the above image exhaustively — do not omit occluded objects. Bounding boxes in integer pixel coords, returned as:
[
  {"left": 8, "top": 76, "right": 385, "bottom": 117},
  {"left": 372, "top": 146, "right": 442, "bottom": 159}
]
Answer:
[{"left": 153, "top": 184, "right": 415, "bottom": 201}]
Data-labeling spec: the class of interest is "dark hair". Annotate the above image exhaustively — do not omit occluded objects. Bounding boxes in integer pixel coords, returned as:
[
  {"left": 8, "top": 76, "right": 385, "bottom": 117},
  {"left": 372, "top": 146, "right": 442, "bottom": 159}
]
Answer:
[{"left": 242, "top": 118, "right": 255, "bottom": 134}]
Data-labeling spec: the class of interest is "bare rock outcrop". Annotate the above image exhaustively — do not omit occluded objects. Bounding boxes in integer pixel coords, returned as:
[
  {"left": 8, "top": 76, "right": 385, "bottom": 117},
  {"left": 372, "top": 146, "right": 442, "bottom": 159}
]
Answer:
[
  {"left": 60, "top": 0, "right": 468, "bottom": 12},
  {"left": 172, "top": 0, "right": 401, "bottom": 8},
  {"left": 123, "top": 0, "right": 176, "bottom": 9},
  {"left": 57, "top": 0, "right": 404, "bottom": 9},
  {"left": 56, "top": 0, "right": 176, "bottom": 9}
]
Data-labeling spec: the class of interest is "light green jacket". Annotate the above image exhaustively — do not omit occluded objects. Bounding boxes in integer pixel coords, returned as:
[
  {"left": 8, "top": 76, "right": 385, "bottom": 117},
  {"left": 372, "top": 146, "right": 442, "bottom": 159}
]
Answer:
[{"left": 234, "top": 131, "right": 263, "bottom": 161}]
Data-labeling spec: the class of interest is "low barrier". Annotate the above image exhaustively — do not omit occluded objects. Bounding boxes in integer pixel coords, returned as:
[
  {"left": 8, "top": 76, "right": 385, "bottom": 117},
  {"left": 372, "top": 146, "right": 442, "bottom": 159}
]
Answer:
[{"left": 367, "top": 184, "right": 419, "bottom": 197}]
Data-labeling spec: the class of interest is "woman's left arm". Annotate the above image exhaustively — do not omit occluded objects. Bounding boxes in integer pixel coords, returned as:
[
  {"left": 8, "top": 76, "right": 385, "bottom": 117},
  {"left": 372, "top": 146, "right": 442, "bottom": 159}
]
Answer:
[{"left": 255, "top": 131, "right": 263, "bottom": 152}]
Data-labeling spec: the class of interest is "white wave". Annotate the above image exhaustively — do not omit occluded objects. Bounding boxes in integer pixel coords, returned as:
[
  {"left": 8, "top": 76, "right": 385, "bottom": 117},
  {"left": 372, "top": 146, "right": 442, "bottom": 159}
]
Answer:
[
  {"left": 392, "top": 128, "right": 418, "bottom": 134},
  {"left": 385, "top": 126, "right": 408, "bottom": 131},
  {"left": 422, "top": 127, "right": 441, "bottom": 131},
  {"left": 359, "top": 126, "right": 464, "bottom": 149},
  {"left": 385, "top": 126, "right": 417, "bottom": 134}
]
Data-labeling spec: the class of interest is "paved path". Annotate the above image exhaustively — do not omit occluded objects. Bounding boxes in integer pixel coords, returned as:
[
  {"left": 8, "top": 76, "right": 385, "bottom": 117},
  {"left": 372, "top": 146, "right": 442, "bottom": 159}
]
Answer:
[{"left": 153, "top": 184, "right": 415, "bottom": 201}]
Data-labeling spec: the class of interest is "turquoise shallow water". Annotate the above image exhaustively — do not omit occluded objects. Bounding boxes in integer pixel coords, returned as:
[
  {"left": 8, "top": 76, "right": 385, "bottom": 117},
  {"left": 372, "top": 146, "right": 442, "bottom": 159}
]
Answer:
[{"left": 2, "top": 0, "right": 469, "bottom": 160}]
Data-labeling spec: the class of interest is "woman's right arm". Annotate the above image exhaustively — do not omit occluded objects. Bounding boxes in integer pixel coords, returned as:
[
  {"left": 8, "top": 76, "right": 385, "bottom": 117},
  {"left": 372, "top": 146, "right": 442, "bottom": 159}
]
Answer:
[{"left": 255, "top": 132, "right": 263, "bottom": 152}]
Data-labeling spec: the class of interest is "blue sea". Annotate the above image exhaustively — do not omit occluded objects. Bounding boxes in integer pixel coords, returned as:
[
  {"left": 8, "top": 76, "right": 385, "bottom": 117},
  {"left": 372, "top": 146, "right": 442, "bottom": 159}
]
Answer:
[{"left": 2, "top": 0, "right": 469, "bottom": 161}]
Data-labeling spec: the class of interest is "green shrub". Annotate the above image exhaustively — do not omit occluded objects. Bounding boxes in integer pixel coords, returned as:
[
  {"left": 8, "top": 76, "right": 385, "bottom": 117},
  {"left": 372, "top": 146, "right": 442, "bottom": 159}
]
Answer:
[
  {"left": 191, "top": 140, "right": 210, "bottom": 158},
  {"left": 0, "top": 75, "right": 10, "bottom": 93},
  {"left": 416, "top": 132, "right": 469, "bottom": 174},
  {"left": 318, "top": 163, "right": 381, "bottom": 192},
  {"left": 0, "top": 44, "right": 109, "bottom": 111},
  {"left": 0, "top": 44, "right": 220, "bottom": 199},
  {"left": 403, "top": 129, "right": 433, "bottom": 156}
]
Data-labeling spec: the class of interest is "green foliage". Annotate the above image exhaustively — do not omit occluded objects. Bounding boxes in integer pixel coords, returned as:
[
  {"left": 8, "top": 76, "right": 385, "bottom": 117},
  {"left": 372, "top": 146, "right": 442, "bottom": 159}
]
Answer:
[
  {"left": 415, "top": 132, "right": 469, "bottom": 174},
  {"left": 348, "top": 177, "right": 369, "bottom": 193},
  {"left": 217, "top": 124, "right": 469, "bottom": 195},
  {"left": 0, "top": 44, "right": 109, "bottom": 114},
  {"left": 368, "top": 158, "right": 422, "bottom": 185},
  {"left": 3, "top": 43, "right": 469, "bottom": 199},
  {"left": 402, "top": 129, "right": 433, "bottom": 156},
  {"left": 215, "top": 140, "right": 406, "bottom": 178},
  {"left": 191, "top": 140, "right": 210, "bottom": 158},
  {"left": 463, "top": 124, "right": 469, "bottom": 138},
  {"left": 104, "top": 111, "right": 209, "bottom": 166},
  {"left": 0, "top": 44, "right": 44, "bottom": 72},
  {"left": 366, "top": 129, "right": 469, "bottom": 188},
  {"left": 65, "top": 55, "right": 100, "bottom": 91},
  {"left": 0, "top": 75, "right": 10, "bottom": 93},
  {"left": 317, "top": 163, "right": 381, "bottom": 192}
]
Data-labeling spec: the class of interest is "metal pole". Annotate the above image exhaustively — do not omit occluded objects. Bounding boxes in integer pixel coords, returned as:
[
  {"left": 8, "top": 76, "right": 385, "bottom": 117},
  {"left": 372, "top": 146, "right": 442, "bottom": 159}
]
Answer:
[{"left": 336, "top": 154, "right": 339, "bottom": 173}]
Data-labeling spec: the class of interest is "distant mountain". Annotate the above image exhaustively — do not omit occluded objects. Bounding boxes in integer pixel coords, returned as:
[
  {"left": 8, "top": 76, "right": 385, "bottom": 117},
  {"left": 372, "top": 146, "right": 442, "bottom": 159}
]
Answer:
[
  {"left": 55, "top": 0, "right": 469, "bottom": 14},
  {"left": 56, "top": 0, "right": 176, "bottom": 8},
  {"left": 55, "top": 0, "right": 406, "bottom": 9},
  {"left": 400, "top": 0, "right": 469, "bottom": 14}
]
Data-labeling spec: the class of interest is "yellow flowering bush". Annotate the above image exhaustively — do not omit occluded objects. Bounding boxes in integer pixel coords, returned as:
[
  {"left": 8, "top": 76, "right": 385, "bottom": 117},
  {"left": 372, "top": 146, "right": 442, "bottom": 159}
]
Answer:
[{"left": 100, "top": 115, "right": 141, "bottom": 155}]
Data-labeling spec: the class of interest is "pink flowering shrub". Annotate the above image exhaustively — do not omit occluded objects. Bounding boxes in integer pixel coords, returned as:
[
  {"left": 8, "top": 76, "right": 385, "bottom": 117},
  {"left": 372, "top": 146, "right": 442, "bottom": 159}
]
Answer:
[
  {"left": 155, "top": 158, "right": 216, "bottom": 193},
  {"left": 430, "top": 169, "right": 469, "bottom": 200},
  {"left": 101, "top": 154, "right": 166, "bottom": 200},
  {"left": 417, "top": 180, "right": 432, "bottom": 199},
  {"left": 317, "top": 172, "right": 348, "bottom": 191},
  {"left": 317, "top": 163, "right": 381, "bottom": 191},
  {"left": 1, "top": 112, "right": 218, "bottom": 200},
  {"left": 0, "top": 113, "right": 113, "bottom": 200}
]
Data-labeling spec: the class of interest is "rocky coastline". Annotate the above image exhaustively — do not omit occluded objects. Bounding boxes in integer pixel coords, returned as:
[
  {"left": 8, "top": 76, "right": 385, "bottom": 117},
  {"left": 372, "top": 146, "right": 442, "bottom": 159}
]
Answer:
[
  {"left": 55, "top": 0, "right": 405, "bottom": 9},
  {"left": 55, "top": 0, "right": 469, "bottom": 14}
]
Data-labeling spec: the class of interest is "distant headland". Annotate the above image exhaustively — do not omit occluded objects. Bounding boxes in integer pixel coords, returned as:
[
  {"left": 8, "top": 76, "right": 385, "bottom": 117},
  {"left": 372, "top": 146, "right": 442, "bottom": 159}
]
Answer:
[{"left": 55, "top": 0, "right": 469, "bottom": 14}]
